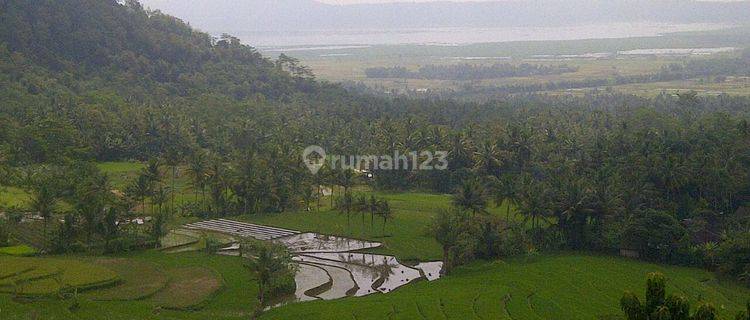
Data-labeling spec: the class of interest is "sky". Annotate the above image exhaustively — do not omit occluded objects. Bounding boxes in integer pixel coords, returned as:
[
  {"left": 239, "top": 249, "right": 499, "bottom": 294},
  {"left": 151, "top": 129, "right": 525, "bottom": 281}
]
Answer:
[
  {"left": 317, "top": 0, "right": 744, "bottom": 3},
  {"left": 317, "top": 0, "right": 747, "bottom": 4},
  {"left": 318, "top": 0, "right": 500, "bottom": 3}
]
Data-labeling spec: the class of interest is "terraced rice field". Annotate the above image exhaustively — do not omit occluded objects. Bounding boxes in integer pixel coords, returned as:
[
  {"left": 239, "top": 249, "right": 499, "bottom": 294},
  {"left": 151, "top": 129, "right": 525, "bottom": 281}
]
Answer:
[
  {"left": 185, "top": 219, "right": 443, "bottom": 303},
  {"left": 150, "top": 267, "right": 223, "bottom": 309},
  {"left": 86, "top": 259, "right": 168, "bottom": 301},
  {"left": 0, "top": 257, "right": 119, "bottom": 297},
  {"left": 262, "top": 254, "right": 750, "bottom": 320}
]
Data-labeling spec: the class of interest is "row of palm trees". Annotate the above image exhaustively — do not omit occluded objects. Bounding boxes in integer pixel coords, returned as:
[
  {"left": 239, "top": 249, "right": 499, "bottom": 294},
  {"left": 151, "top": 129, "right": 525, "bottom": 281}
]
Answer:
[{"left": 335, "top": 192, "right": 393, "bottom": 236}]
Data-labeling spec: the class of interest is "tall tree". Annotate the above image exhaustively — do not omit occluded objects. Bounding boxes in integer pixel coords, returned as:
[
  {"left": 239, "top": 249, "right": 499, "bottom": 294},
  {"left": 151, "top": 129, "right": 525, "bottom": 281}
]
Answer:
[
  {"left": 452, "top": 179, "right": 488, "bottom": 216},
  {"left": 28, "top": 182, "right": 57, "bottom": 246}
]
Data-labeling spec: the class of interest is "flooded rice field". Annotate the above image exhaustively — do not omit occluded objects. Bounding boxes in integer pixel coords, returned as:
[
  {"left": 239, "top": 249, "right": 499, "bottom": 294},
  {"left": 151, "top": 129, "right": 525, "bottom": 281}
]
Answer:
[{"left": 183, "top": 219, "right": 443, "bottom": 304}]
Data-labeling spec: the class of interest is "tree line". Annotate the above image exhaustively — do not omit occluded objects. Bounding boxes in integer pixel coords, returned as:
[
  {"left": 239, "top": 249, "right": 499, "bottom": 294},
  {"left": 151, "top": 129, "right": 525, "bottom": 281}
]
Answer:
[{"left": 365, "top": 63, "right": 578, "bottom": 80}]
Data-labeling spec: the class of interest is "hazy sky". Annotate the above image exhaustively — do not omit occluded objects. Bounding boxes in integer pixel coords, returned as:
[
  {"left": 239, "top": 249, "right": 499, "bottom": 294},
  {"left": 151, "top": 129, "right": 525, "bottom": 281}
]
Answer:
[
  {"left": 317, "top": 0, "right": 747, "bottom": 4},
  {"left": 319, "top": 0, "right": 507, "bottom": 3},
  {"left": 317, "top": 0, "right": 743, "bottom": 3}
]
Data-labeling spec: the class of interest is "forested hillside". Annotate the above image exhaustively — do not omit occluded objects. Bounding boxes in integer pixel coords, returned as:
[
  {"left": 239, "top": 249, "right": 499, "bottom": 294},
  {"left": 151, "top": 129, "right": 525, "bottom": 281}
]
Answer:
[{"left": 0, "top": 0, "right": 356, "bottom": 163}]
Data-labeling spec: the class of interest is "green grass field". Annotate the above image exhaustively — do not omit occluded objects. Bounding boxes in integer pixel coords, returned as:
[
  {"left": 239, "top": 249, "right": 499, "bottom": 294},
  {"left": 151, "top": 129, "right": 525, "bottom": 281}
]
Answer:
[
  {"left": 0, "top": 251, "right": 258, "bottom": 320},
  {"left": 0, "top": 256, "right": 119, "bottom": 296},
  {"left": 262, "top": 254, "right": 750, "bottom": 320},
  {"left": 86, "top": 258, "right": 168, "bottom": 301},
  {"left": 238, "top": 191, "right": 453, "bottom": 261}
]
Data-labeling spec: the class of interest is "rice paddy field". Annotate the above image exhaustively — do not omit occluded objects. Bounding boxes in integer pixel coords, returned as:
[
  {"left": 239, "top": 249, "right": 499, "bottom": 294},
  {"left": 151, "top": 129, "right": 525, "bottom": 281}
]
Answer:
[
  {"left": 3, "top": 162, "right": 750, "bottom": 319},
  {"left": 0, "top": 251, "right": 257, "bottom": 320},
  {"left": 262, "top": 254, "right": 750, "bottom": 320},
  {"left": 2, "top": 250, "right": 750, "bottom": 320}
]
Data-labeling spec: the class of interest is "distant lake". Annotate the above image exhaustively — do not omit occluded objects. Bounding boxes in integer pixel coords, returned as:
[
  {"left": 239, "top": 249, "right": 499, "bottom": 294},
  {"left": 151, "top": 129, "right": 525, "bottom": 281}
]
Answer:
[{"left": 230, "top": 22, "right": 732, "bottom": 49}]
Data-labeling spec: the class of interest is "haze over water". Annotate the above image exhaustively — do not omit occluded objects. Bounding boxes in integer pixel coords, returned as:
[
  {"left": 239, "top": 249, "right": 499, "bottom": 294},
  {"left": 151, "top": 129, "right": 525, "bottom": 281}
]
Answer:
[{"left": 239, "top": 23, "right": 729, "bottom": 48}]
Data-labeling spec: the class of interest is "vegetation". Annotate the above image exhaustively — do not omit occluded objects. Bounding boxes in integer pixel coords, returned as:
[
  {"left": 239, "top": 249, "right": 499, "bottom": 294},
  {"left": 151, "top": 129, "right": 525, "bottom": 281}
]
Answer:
[
  {"left": 0, "top": 251, "right": 258, "bottom": 320},
  {"left": 0, "top": 1, "right": 749, "bottom": 319},
  {"left": 86, "top": 258, "right": 168, "bottom": 301},
  {"left": 261, "top": 254, "right": 750, "bottom": 320},
  {"left": 240, "top": 240, "right": 296, "bottom": 310},
  {"left": 150, "top": 267, "right": 223, "bottom": 310},
  {"left": 0, "top": 256, "right": 119, "bottom": 297},
  {"left": 621, "top": 272, "right": 725, "bottom": 320},
  {"left": 365, "top": 63, "right": 578, "bottom": 80},
  {"left": 0, "top": 245, "right": 38, "bottom": 256}
]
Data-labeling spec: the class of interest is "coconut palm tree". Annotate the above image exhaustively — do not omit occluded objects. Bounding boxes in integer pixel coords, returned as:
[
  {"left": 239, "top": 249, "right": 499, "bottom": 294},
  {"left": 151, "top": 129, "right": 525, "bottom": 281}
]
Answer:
[
  {"left": 368, "top": 195, "right": 379, "bottom": 228},
  {"left": 377, "top": 200, "right": 392, "bottom": 237},
  {"left": 491, "top": 174, "right": 518, "bottom": 220},
  {"left": 516, "top": 177, "right": 551, "bottom": 229},
  {"left": 28, "top": 183, "right": 57, "bottom": 246},
  {"left": 338, "top": 169, "right": 356, "bottom": 195},
  {"left": 354, "top": 194, "right": 368, "bottom": 233},
  {"left": 241, "top": 241, "right": 295, "bottom": 308},
  {"left": 143, "top": 158, "right": 163, "bottom": 186},
  {"left": 337, "top": 192, "right": 355, "bottom": 234},
  {"left": 452, "top": 179, "right": 488, "bottom": 216},
  {"left": 126, "top": 174, "right": 152, "bottom": 216},
  {"left": 473, "top": 140, "right": 504, "bottom": 178},
  {"left": 186, "top": 151, "right": 208, "bottom": 210},
  {"left": 431, "top": 208, "right": 462, "bottom": 274}
]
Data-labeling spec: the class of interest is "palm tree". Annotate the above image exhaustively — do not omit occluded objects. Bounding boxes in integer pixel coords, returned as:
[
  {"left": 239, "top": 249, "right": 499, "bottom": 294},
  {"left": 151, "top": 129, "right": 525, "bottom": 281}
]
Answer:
[
  {"left": 549, "top": 176, "right": 593, "bottom": 249},
  {"left": 311, "top": 165, "right": 329, "bottom": 211},
  {"left": 491, "top": 174, "right": 518, "bottom": 221},
  {"left": 354, "top": 194, "right": 368, "bottom": 233},
  {"left": 186, "top": 151, "right": 208, "bottom": 210},
  {"left": 338, "top": 169, "right": 356, "bottom": 196},
  {"left": 241, "top": 241, "right": 295, "bottom": 308},
  {"left": 368, "top": 195, "right": 379, "bottom": 228},
  {"left": 151, "top": 185, "right": 171, "bottom": 217},
  {"left": 473, "top": 141, "right": 504, "bottom": 178},
  {"left": 28, "top": 184, "right": 57, "bottom": 246},
  {"left": 431, "top": 208, "right": 461, "bottom": 274},
  {"left": 517, "top": 177, "right": 551, "bottom": 229},
  {"left": 452, "top": 179, "right": 488, "bottom": 216},
  {"left": 164, "top": 149, "right": 182, "bottom": 215},
  {"left": 126, "top": 174, "right": 152, "bottom": 216},
  {"left": 74, "top": 173, "right": 113, "bottom": 243},
  {"left": 337, "top": 192, "right": 355, "bottom": 234},
  {"left": 377, "top": 200, "right": 392, "bottom": 237},
  {"left": 206, "top": 160, "right": 227, "bottom": 216},
  {"left": 143, "top": 158, "right": 163, "bottom": 185}
]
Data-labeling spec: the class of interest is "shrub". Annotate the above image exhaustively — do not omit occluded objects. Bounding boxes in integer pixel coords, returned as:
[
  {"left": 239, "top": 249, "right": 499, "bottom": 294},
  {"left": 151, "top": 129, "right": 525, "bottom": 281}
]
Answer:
[
  {"left": 621, "top": 272, "right": 718, "bottom": 320},
  {"left": 621, "top": 210, "right": 689, "bottom": 263},
  {"left": 0, "top": 219, "right": 8, "bottom": 247},
  {"left": 716, "top": 232, "right": 750, "bottom": 286},
  {"left": 204, "top": 235, "right": 222, "bottom": 254}
]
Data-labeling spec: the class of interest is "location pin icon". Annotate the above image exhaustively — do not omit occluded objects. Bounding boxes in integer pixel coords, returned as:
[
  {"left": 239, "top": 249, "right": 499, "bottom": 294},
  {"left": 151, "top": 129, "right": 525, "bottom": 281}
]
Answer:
[{"left": 302, "top": 145, "right": 326, "bottom": 175}]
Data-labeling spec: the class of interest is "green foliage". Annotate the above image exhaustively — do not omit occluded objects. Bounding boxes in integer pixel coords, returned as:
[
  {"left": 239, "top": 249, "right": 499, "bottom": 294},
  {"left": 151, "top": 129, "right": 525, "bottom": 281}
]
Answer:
[
  {"left": 451, "top": 179, "right": 488, "bottom": 216},
  {"left": 431, "top": 207, "right": 528, "bottom": 272},
  {"left": 241, "top": 240, "right": 296, "bottom": 307},
  {"left": 365, "top": 63, "right": 579, "bottom": 80},
  {"left": 716, "top": 231, "right": 750, "bottom": 286},
  {"left": 621, "top": 272, "right": 719, "bottom": 320},
  {"left": 0, "top": 219, "right": 8, "bottom": 247},
  {"left": 622, "top": 210, "right": 689, "bottom": 263},
  {"left": 203, "top": 235, "right": 222, "bottom": 254},
  {"left": 736, "top": 303, "right": 750, "bottom": 320}
]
